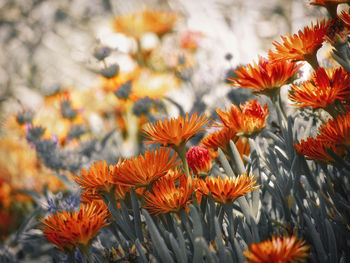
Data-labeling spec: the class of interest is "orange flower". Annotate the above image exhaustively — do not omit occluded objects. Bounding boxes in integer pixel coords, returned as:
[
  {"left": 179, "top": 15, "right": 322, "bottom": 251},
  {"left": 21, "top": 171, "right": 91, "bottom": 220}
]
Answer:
[
  {"left": 75, "top": 160, "right": 123, "bottom": 195},
  {"left": 269, "top": 20, "right": 330, "bottom": 67},
  {"left": 289, "top": 67, "right": 350, "bottom": 113},
  {"left": 201, "top": 127, "right": 237, "bottom": 153},
  {"left": 144, "top": 174, "right": 193, "bottom": 214},
  {"left": 186, "top": 146, "right": 212, "bottom": 175},
  {"left": 317, "top": 112, "right": 350, "bottom": 146},
  {"left": 196, "top": 173, "right": 259, "bottom": 205},
  {"left": 216, "top": 100, "right": 269, "bottom": 137},
  {"left": 180, "top": 31, "right": 205, "bottom": 50},
  {"left": 244, "top": 236, "right": 310, "bottom": 263},
  {"left": 114, "top": 9, "right": 176, "bottom": 39},
  {"left": 294, "top": 137, "right": 346, "bottom": 163},
  {"left": 39, "top": 203, "right": 109, "bottom": 252},
  {"left": 143, "top": 113, "right": 210, "bottom": 147},
  {"left": 230, "top": 57, "right": 301, "bottom": 97},
  {"left": 114, "top": 147, "right": 179, "bottom": 187}
]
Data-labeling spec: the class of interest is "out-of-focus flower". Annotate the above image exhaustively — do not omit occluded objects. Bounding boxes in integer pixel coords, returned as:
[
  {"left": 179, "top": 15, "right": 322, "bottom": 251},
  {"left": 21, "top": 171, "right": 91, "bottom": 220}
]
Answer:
[
  {"left": 180, "top": 31, "right": 205, "bottom": 51},
  {"left": 196, "top": 173, "right": 258, "bottom": 205},
  {"left": 186, "top": 146, "right": 212, "bottom": 175},
  {"left": 0, "top": 136, "right": 64, "bottom": 193},
  {"left": 144, "top": 174, "right": 193, "bottom": 214},
  {"left": 294, "top": 137, "right": 346, "bottom": 163},
  {"left": 75, "top": 160, "right": 127, "bottom": 196},
  {"left": 243, "top": 235, "right": 310, "bottom": 263},
  {"left": 216, "top": 100, "right": 269, "bottom": 137},
  {"left": 16, "top": 109, "right": 35, "bottom": 125},
  {"left": 143, "top": 113, "right": 210, "bottom": 147},
  {"left": 289, "top": 67, "right": 350, "bottom": 115},
  {"left": 317, "top": 111, "right": 350, "bottom": 146},
  {"left": 39, "top": 203, "right": 109, "bottom": 253},
  {"left": 114, "top": 148, "right": 179, "bottom": 187},
  {"left": 269, "top": 20, "right": 330, "bottom": 67},
  {"left": 0, "top": 180, "right": 11, "bottom": 209},
  {"left": 114, "top": 9, "right": 177, "bottom": 39},
  {"left": 130, "top": 70, "right": 180, "bottom": 100},
  {"left": 101, "top": 67, "right": 140, "bottom": 93},
  {"left": 230, "top": 58, "right": 301, "bottom": 98}
]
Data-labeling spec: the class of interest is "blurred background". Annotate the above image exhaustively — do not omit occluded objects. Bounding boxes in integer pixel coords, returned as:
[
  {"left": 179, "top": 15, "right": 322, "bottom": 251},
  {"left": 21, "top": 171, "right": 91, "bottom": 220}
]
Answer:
[{"left": 0, "top": 0, "right": 326, "bottom": 117}]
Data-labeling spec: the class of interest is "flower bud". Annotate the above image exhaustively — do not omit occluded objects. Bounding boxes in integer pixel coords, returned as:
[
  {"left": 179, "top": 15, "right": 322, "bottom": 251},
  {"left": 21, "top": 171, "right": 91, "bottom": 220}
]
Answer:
[
  {"left": 186, "top": 146, "right": 212, "bottom": 175},
  {"left": 100, "top": 64, "right": 119, "bottom": 79}
]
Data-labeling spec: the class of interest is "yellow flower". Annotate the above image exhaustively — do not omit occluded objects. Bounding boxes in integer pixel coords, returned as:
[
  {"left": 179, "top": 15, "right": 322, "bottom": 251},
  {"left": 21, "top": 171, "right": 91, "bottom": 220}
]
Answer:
[{"left": 114, "top": 9, "right": 177, "bottom": 39}]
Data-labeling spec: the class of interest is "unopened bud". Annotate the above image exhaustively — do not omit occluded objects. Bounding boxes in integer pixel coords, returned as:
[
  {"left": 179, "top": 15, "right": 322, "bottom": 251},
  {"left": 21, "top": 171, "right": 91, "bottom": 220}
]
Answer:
[
  {"left": 186, "top": 146, "right": 212, "bottom": 175},
  {"left": 93, "top": 46, "right": 112, "bottom": 61}
]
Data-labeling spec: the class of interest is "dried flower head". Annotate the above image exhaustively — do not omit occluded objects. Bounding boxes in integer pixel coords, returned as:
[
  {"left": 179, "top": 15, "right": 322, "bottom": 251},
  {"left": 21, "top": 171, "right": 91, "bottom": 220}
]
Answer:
[
  {"left": 244, "top": 235, "right": 310, "bottom": 263},
  {"left": 39, "top": 203, "right": 109, "bottom": 252},
  {"left": 216, "top": 100, "right": 269, "bottom": 137},
  {"left": 114, "top": 9, "right": 177, "bottom": 39},
  {"left": 269, "top": 20, "right": 330, "bottom": 66},
  {"left": 114, "top": 147, "right": 179, "bottom": 187},
  {"left": 144, "top": 174, "right": 193, "bottom": 214},
  {"left": 289, "top": 67, "right": 350, "bottom": 114},
  {"left": 230, "top": 58, "right": 301, "bottom": 97},
  {"left": 186, "top": 146, "right": 212, "bottom": 175},
  {"left": 196, "top": 173, "right": 259, "bottom": 205},
  {"left": 143, "top": 113, "right": 210, "bottom": 147}
]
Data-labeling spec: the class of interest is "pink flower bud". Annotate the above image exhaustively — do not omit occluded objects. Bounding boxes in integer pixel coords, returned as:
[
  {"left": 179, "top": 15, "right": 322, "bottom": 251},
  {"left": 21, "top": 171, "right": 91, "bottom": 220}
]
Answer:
[{"left": 186, "top": 146, "right": 211, "bottom": 175}]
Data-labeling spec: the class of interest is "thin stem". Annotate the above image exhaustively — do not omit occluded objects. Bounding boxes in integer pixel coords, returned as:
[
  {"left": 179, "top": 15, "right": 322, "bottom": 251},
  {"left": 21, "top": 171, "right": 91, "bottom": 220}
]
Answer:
[
  {"left": 173, "top": 143, "right": 191, "bottom": 178},
  {"left": 79, "top": 246, "right": 93, "bottom": 263},
  {"left": 278, "top": 90, "right": 288, "bottom": 120},
  {"left": 306, "top": 54, "right": 319, "bottom": 71}
]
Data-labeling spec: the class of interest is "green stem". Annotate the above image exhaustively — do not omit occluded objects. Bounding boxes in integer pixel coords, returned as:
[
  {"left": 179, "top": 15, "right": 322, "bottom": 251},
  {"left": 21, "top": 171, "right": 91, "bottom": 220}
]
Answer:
[
  {"left": 306, "top": 53, "right": 319, "bottom": 71},
  {"left": 173, "top": 143, "right": 191, "bottom": 178},
  {"left": 80, "top": 245, "right": 93, "bottom": 263},
  {"left": 278, "top": 90, "right": 288, "bottom": 121}
]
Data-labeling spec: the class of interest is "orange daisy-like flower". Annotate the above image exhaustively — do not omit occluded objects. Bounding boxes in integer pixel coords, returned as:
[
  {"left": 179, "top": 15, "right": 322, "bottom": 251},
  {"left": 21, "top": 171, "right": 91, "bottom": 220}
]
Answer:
[
  {"left": 317, "top": 111, "right": 350, "bottom": 146},
  {"left": 114, "top": 147, "right": 179, "bottom": 187},
  {"left": 216, "top": 100, "right": 269, "bottom": 137},
  {"left": 114, "top": 9, "right": 177, "bottom": 39},
  {"left": 269, "top": 20, "right": 330, "bottom": 67},
  {"left": 39, "top": 203, "right": 108, "bottom": 252},
  {"left": 289, "top": 67, "right": 350, "bottom": 113},
  {"left": 196, "top": 173, "right": 259, "bottom": 205},
  {"left": 244, "top": 235, "right": 310, "bottom": 263},
  {"left": 294, "top": 137, "right": 346, "bottom": 163},
  {"left": 144, "top": 174, "right": 193, "bottom": 214},
  {"left": 201, "top": 127, "right": 237, "bottom": 153},
  {"left": 143, "top": 113, "right": 210, "bottom": 147},
  {"left": 75, "top": 160, "right": 123, "bottom": 195},
  {"left": 230, "top": 58, "right": 301, "bottom": 97}
]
